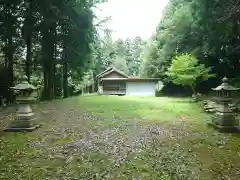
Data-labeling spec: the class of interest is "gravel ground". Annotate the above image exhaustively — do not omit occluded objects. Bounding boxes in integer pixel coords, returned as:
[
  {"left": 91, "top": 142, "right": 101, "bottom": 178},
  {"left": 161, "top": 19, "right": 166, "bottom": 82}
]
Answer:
[{"left": 0, "top": 98, "right": 240, "bottom": 180}]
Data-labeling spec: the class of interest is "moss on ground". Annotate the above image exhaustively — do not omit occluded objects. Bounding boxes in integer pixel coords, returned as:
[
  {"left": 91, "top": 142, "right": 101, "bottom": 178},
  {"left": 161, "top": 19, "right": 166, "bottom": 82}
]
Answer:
[{"left": 0, "top": 95, "right": 239, "bottom": 179}]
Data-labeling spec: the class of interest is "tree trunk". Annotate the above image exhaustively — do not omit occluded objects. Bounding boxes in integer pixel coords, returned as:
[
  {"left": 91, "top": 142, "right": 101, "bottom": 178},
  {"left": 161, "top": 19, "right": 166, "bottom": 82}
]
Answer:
[
  {"left": 24, "top": 0, "right": 34, "bottom": 82},
  {"left": 93, "top": 72, "right": 98, "bottom": 92},
  {"left": 62, "top": 24, "right": 69, "bottom": 98},
  {"left": 47, "top": 28, "right": 55, "bottom": 100},
  {"left": 191, "top": 84, "right": 196, "bottom": 95},
  {"left": 53, "top": 42, "right": 59, "bottom": 98},
  {"left": 5, "top": 8, "right": 14, "bottom": 103},
  {"left": 7, "top": 35, "right": 14, "bottom": 88},
  {"left": 43, "top": 69, "right": 48, "bottom": 100},
  {"left": 63, "top": 60, "right": 68, "bottom": 98},
  {"left": 26, "top": 34, "right": 32, "bottom": 82},
  {"left": 4, "top": 37, "right": 8, "bottom": 68},
  {"left": 42, "top": 35, "right": 49, "bottom": 100},
  {"left": 48, "top": 56, "right": 55, "bottom": 100},
  {"left": 62, "top": 32, "right": 69, "bottom": 98},
  {"left": 42, "top": 24, "right": 55, "bottom": 100}
]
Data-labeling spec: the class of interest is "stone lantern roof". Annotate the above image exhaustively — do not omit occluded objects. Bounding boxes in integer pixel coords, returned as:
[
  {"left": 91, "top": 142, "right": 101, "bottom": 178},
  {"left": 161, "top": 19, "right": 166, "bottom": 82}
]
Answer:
[
  {"left": 4, "top": 75, "right": 39, "bottom": 132},
  {"left": 11, "top": 75, "right": 37, "bottom": 91},
  {"left": 211, "top": 77, "right": 240, "bottom": 91}
]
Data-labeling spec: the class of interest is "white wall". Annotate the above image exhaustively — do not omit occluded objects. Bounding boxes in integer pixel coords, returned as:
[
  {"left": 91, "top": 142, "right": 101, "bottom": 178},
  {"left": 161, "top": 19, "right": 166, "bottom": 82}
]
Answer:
[{"left": 126, "top": 82, "right": 156, "bottom": 96}]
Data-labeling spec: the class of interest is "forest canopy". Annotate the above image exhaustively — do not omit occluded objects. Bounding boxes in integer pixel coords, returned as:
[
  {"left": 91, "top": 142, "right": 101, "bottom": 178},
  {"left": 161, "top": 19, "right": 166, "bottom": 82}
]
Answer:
[
  {"left": 141, "top": 0, "right": 240, "bottom": 92},
  {"left": 1, "top": 0, "right": 240, "bottom": 102}
]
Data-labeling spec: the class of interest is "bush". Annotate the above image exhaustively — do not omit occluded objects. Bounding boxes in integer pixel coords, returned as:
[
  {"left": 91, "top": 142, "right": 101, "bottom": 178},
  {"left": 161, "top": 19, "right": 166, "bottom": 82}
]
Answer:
[{"left": 166, "top": 53, "right": 215, "bottom": 95}]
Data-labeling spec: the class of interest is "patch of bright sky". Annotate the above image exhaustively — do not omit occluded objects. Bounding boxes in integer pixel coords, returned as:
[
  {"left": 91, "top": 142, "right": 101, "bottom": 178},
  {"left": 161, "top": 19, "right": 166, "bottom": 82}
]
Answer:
[{"left": 95, "top": 0, "right": 169, "bottom": 40}]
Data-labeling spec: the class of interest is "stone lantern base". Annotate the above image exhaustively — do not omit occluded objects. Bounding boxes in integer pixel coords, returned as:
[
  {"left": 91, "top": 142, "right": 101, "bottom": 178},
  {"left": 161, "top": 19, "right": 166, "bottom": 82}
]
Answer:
[
  {"left": 208, "top": 111, "right": 240, "bottom": 132},
  {"left": 4, "top": 104, "right": 39, "bottom": 132}
]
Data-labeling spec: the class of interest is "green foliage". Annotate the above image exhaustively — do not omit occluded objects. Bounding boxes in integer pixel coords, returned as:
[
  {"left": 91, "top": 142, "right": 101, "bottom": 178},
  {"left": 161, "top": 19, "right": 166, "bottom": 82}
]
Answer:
[
  {"left": 232, "top": 77, "right": 240, "bottom": 88},
  {"left": 3, "top": 0, "right": 240, "bottom": 99},
  {"left": 90, "top": 31, "right": 146, "bottom": 79},
  {"left": 141, "top": 0, "right": 240, "bottom": 93},
  {"left": 113, "top": 55, "right": 128, "bottom": 73},
  {"left": 166, "top": 53, "right": 214, "bottom": 93},
  {"left": 0, "top": 0, "right": 106, "bottom": 101}
]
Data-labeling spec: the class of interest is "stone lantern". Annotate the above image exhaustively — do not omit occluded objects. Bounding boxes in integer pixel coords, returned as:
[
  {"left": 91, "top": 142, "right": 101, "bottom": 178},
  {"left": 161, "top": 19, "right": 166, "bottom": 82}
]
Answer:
[
  {"left": 208, "top": 77, "right": 240, "bottom": 132},
  {"left": 5, "top": 75, "right": 39, "bottom": 132}
]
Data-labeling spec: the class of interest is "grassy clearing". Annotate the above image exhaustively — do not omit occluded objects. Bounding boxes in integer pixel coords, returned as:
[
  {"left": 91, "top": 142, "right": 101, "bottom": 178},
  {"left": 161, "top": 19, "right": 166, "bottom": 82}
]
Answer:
[{"left": 0, "top": 95, "right": 240, "bottom": 179}]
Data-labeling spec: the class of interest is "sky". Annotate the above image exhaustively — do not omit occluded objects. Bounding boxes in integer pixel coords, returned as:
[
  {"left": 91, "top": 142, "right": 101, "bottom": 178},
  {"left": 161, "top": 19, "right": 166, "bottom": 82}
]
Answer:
[{"left": 96, "top": 0, "right": 169, "bottom": 40}]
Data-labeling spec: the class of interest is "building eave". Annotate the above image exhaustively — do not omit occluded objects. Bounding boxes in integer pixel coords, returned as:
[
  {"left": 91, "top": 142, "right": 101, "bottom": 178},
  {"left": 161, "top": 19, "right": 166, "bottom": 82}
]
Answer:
[
  {"left": 98, "top": 68, "right": 128, "bottom": 78},
  {"left": 96, "top": 67, "right": 113, "bottom": 78},
  {"left": 101, "top": 77, "right": 160, "bottom": 82}
]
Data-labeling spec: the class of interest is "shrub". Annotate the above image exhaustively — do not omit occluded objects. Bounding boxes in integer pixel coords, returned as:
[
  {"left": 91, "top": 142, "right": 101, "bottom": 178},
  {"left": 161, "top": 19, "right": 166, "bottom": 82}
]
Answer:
[{"left": 166, "top": 53, "right": 215, "bottom": 95}]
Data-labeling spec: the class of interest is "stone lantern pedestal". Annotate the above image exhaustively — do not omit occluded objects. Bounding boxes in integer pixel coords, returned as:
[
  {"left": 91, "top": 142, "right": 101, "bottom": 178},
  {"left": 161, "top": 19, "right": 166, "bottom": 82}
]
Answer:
[
  {"left": 4, "top": 76, "right": 39, "bottom": 132},
  {"left": 208, "top": 77, "right": 240, "bottom": 132},
  {"left": 210, "top": 98, "right": 239, "bottom": 132}
]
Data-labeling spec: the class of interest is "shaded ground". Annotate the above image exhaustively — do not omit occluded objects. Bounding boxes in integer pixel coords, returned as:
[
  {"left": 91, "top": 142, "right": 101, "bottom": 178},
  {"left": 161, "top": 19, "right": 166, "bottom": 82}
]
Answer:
[{"left": 0, "top": 95, "right": 240, "bottom": 180}]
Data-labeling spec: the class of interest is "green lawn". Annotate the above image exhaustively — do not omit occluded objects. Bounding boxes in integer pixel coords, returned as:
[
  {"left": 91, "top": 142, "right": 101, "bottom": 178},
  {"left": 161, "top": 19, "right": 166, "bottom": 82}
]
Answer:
[{"left": 0, "top": 95, "right": 240, "bottom": 180}]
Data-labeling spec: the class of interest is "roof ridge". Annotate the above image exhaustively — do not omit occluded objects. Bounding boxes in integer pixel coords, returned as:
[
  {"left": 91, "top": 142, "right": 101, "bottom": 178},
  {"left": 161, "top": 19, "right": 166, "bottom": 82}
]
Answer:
[
  {"left": 98, "top": 68, "right": 128, "bottom": 78},
  {"left": 96, "top": 67, "right": 113, "bottom": 77}
]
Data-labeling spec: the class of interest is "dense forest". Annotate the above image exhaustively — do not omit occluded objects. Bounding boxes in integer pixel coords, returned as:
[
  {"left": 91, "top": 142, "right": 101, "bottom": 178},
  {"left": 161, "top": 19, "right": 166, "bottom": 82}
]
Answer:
[
  {"left": 79, "top": 0, "right": 240, "bottom": 95},
  {"left": 141, "top": 0, "right": 240, "bottom": 93},
  {"left": 0, "top": 0, "right": 106, "bottom": 102},
  {"left": 1, "top": 0, "right": 240, "bottom": 103},
  {"left": 0, "top": 0, "right": 146, "bottom": 103}
]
